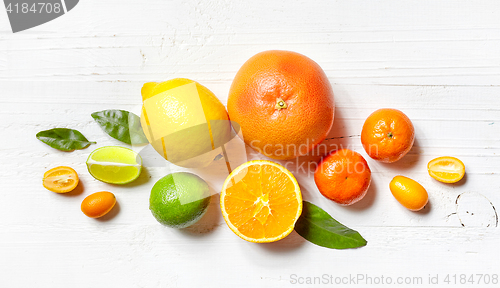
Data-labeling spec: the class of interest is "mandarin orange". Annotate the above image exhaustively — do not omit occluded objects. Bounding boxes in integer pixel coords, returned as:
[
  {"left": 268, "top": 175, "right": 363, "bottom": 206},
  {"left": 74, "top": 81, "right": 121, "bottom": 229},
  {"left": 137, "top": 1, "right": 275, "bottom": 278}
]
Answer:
[
  {"left": 361, "top": 108, "right": 414, "bottom": 163},
  {"left": 314, "top": 149, "right": 371, "bottom": 205}
]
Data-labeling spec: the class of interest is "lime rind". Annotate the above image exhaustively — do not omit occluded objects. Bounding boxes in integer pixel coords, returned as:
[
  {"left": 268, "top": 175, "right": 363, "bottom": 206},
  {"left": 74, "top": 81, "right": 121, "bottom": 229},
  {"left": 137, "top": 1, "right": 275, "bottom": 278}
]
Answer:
[{"left": 149, "top": 172, "right": 211, "bottom": 228}]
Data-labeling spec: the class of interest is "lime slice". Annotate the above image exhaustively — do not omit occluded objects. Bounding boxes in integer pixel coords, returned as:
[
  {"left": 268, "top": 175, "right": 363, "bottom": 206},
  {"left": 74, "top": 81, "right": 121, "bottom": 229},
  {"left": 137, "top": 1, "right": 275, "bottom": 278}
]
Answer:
[{"left": 86, "top": 146, "right": 142, "bottom": 184}]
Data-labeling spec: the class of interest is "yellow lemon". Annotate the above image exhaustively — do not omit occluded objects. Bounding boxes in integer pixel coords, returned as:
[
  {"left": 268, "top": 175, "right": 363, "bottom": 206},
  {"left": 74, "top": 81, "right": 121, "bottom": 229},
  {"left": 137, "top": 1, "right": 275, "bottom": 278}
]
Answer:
[{"left": 140, "top": 78, "right": 231, "bottom": 168}]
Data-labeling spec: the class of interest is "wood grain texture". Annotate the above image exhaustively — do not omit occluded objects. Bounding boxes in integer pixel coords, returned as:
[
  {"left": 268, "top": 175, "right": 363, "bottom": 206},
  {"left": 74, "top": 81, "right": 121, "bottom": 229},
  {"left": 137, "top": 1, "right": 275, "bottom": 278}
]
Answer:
[{"left": 1, "top": 0, "right": 499, "bottom": 287}]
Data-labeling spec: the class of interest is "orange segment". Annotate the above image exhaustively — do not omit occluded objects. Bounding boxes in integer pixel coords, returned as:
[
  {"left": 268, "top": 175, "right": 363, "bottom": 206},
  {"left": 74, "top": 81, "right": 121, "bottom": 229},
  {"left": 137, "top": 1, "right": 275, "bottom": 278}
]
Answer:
[
  {"left": 271, "top": 201, "right": 300, "bottom": 228},
  {"left": 43, "top": 166, "right": 79, "bottom": 193},
  {"left": 427, "top": 156, "right": 465, "bottom": 183},
  {"left": 238, "top": 218, "right": 265, "bottom": 239},
  {"left": 263, "top": 214, "right": 283, "bottom": 238},
  {"left": 220, "top": 160, "right": 302, "bottom": 243}
]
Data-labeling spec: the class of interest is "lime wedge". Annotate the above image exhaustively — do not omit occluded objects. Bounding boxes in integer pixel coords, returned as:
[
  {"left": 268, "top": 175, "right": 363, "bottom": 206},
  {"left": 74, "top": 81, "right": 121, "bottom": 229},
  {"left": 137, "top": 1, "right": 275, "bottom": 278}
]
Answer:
[{"left": 86, "top": 146, "right": 142, "bottom": 184}]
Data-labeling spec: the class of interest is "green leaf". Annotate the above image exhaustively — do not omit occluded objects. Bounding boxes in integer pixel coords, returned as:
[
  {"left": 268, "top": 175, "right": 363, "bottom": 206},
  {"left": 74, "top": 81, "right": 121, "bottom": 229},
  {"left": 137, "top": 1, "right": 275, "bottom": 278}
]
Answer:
[
  {"left": 36, "top": 128, "right": 96, "bottom": 151},
  {"left": 295, "top": 201, "right": 367, "bottom": 249},
  {"left": 91, "top": 110, "right": 148, "bottom": 145}
]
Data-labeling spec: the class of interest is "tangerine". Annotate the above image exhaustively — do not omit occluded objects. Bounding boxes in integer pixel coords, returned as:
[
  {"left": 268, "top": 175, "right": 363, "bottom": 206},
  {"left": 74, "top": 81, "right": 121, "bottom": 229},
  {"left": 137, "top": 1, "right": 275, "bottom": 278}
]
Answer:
[
  {"left": 314, "top": 149, "right": 371, "bottom": 205},
  {"left": 361, "top": 108, "right": 414, "bottom": 163}
]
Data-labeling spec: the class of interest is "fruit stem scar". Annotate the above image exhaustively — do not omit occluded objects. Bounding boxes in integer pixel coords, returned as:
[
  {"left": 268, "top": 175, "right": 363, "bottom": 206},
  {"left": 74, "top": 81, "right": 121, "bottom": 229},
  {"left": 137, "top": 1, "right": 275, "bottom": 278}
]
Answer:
[
  {"left": 387, "top": 132, "right": 393, "bottom": 138},
  {"left": 275, "top": 98, "right": 287, "bottom": 111}
]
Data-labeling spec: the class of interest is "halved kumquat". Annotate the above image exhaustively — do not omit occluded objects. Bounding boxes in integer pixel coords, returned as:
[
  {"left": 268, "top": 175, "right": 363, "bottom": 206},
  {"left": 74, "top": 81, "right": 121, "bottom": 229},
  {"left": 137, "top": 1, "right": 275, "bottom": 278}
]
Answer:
[
  {"left": 427, "top": 156, "right": 465, "bottom": 183},
  {"left": 43, "top": 166, "right": 79, "bottom": 193}
]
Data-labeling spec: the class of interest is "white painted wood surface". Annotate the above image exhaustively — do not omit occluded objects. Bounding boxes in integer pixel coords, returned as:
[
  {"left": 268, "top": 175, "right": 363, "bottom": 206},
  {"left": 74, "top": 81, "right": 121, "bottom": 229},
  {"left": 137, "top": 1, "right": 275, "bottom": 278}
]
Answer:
[{"left": 1, "top": 1, "right": 499, "bottom": 287}]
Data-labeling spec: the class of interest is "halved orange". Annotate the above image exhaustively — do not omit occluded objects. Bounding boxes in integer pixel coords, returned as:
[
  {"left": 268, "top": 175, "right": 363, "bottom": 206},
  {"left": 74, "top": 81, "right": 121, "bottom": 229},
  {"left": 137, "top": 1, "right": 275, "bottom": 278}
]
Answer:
[
  {"left": 220, "top": 160, "right": 302, "bottom": 243},
  {"left": 427, "top": 156, "right": 465, "bottom": 183},
  {"left": 43, "top": 166, "right": 79, "bottom": 193}
]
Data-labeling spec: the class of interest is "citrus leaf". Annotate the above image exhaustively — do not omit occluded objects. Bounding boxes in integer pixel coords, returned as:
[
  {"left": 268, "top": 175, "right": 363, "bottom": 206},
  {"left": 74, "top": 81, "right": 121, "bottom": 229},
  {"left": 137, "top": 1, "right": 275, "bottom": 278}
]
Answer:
[
  {"left": 36, "top": 128, "right": 96, "bottom": 151},
  {"left": 91, "top": 110, "right": 148, "bottom": 145},
  {"left": 295, "top": 201, "right": 367, "bottom": 249}
]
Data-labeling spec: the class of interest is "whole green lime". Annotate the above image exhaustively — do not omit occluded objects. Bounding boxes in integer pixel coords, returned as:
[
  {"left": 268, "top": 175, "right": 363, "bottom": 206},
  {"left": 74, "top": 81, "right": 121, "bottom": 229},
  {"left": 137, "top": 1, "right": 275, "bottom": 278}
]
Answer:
[{"left": 149, "top": 172, "right": 211, "bottom": 228}]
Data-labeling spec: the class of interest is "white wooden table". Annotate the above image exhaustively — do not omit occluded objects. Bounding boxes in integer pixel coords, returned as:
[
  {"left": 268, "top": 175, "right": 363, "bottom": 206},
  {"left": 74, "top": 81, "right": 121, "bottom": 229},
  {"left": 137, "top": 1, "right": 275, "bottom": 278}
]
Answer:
[{"left": 1, "top": 1, "right": 499, "bottom": 287}]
